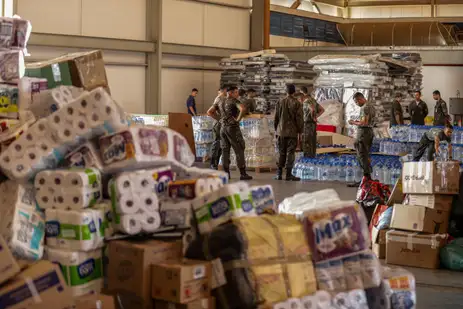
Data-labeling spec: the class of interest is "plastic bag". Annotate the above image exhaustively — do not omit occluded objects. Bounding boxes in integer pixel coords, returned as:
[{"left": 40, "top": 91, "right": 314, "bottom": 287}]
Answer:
[
  {"left": 440, "top": 239, "right": 463, "bottom": 271},
  {"left": 356, "top": 177, "right": 391, "bottom": 209}
]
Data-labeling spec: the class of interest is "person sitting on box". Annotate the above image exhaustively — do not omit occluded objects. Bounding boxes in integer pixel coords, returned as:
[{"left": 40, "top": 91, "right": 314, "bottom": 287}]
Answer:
[{"left": 413, "top": 123, "right": 453, "bottom": 162}]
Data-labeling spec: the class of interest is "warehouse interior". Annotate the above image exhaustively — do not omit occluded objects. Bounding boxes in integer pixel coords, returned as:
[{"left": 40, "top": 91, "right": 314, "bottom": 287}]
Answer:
[{"left": 1, "top": 0, "right": 463, "bottom": 308}]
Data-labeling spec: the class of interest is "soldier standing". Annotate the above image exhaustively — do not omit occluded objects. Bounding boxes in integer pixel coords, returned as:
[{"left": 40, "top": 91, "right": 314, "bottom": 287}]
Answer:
[
  {"left": 300, "top": 86, "right": 324, "bottom": 158},
  {"left": 433, "top": 90, "right": 451, "bottom": 126},
  {"left": 409, "top": 91, "right": 428, "bottom": 125},
  {"left": 241, "top": 88, "right": 257, "bottom": 115},
  {"left": 207, "top": 85, "right": 227, "bottom": 170},
  {"left": 390, "top": 93, "right": 404, "bottom": 126},
  {"left": 349, "top": 92, "right": 375, "bottom": 185},
  {"left": 274, "top": 84, "right": 304, "bottom": 181},
  {"left": 207, "top": 86, "right": 252, "bottom": 180}
]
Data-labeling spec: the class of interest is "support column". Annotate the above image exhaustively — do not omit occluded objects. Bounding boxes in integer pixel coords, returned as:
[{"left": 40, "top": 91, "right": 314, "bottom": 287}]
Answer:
[
  {"left": 251, "top": 0, "right": 264, "bottom": 51},
  {"left": 263, "top": 0, "right": 270, "bottom": 50},
  {"left": 145, "top": 0, "right": 162, "bottom": 114}
]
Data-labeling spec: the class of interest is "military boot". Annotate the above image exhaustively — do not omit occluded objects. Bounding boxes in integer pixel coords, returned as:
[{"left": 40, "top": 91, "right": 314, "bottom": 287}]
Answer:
[
  {"left": 239, "top": 168, "right": 253, "bottom": 181},
  {"left": 273, "top": 168, "right": 283, "bottom": 180},
  {"left": 286, "top": 168, "right": 300, "bottom": 181},
  {"left": 224, "top": 169, "right": 231, "bottom": 180}
]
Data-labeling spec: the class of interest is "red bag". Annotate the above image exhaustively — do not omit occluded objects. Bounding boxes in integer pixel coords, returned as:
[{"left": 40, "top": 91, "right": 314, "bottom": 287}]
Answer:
[{"left": 356, "top": 177, "right": 391, "bottom": 209}]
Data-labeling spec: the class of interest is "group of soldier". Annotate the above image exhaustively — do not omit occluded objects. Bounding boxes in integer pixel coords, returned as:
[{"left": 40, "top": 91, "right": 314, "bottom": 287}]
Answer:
[{"left": 202, "top": 83, "right": 453, "bottom": 185}]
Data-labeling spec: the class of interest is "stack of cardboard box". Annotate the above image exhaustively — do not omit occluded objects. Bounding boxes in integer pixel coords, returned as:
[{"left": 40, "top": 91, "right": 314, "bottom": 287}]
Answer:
[{"left": 385, "top": 161, "right": 460, "bottom": 269}]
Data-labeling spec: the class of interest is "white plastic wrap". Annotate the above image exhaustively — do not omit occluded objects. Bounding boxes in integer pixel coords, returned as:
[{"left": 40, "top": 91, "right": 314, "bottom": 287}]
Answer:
[
  {"left": 309, "top": 54, "right": 381, "bottom": 65},
  {"left": 278, "top": 189, "right": 341, "bottom": 217},
  {"left": 317, "top": 100, "right": 344, "bottom": 127}
]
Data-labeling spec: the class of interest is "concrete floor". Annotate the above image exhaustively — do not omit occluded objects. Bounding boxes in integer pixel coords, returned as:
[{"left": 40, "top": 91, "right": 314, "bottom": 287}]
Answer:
[{"left": 237, "top": 170, "right": 463, "bottom": 309}]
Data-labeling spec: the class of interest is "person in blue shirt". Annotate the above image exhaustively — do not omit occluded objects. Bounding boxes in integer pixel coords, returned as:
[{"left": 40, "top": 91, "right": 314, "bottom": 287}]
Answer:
[{"left": 186, "top": 88, "right": 198, "bottom": 116}]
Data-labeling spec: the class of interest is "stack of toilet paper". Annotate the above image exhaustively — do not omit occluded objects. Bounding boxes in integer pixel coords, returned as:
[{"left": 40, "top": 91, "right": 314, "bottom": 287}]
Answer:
[
  {"left": 250, "top": 185, "right": 275, "bottom": 215},
  {"left": 149, "top": 165, "right": 175, "bottom": 196},
  {"left": 273, "top": 290, "right": 369, "bottom": 309},
  {"left": 192, "top": 182, "right": 255, "bottom": 234},
  {"left": 109, "top": 169, "right": 163, "bottom": 235},
  {"left": 99, "top": 126, "right": 195, "bottom": 173},
  {"left": 25, "top": 85, "right": 85, "bottom": 119},
  {"left": 63, "top": 141, "right": 104, "bottom": 171},
  {"left": 167, "top": 178, "right": 223, "bottom": 200},
  {"left": 0, "top": 180, "right": 45, "bottom": 260},
  {"left": 35, "top": 168, "right": 102, "bottom": 210},
  {"left": 159, "top": 200, "right": 193, "bottom": 229},
  {"left": 45, "top": 247, "right": 104, "bottom": 297},
  {"left": 0, "top": 50, "right": 25, "bottom": 82},
  {"left": 0, "top": 87, "right": 127, "bottom": 182}
]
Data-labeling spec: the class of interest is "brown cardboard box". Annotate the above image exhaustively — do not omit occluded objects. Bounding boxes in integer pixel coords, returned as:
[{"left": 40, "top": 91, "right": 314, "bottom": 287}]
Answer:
[
  {"left": 372, "top": 228, "right": 387, "bottom": 259},
  {"left": 402, "top": 161, "right": 460, "bottom": 195},
  {"left": 154, "top": 297, "right": 216, "bottom": 309},
  {"left": 390, "top": 204, "right": 449, "bottom": 234},
  {"left": 107, "top": 240, "right": 182, "bottom": 306},
  {"left": 151, "top": 260, "right": 211, "bottom": 304},
  {"left": 0, "top": 235, "right": 20, "bottom": 285},
  {"left": 316, "top": 135, "right": 332, "bottom": 146},
  {"left": 407, "top": 194, "right": 453, "bottom": 211},
  {"left": 0, "top": 261, "right": 72, "bottom": 309},
  {"left": 75, "top": 294, "right": 116, "bottom": 309},
  {"left": 386, "top": 230, "right": 447, "bottom": 269}
]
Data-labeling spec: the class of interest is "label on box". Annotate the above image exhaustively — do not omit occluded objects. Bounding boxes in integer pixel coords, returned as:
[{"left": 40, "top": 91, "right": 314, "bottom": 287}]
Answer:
[
  {"left": 193, "top": 265, "right": 206, "bottom": 279},
  {"left": 211, "top": 258, "right": 227, "bottom": 289},
  {"left": 101, "top": 131, "right": 135, "bottom": 164}
]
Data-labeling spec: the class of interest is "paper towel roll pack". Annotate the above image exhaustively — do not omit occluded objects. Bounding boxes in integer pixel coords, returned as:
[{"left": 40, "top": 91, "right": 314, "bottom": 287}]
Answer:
[
  {"left": 167, "top": 178, "right": 222, "bottom": 200},
  {"left": 63, "top": 141, "right": 104, "bottom": 170},
  {"left": 0, "top": 50, "right": 25, "bottom": 82},
  {"left": 176, "top": 166, "right": 229, "bottom": 185},
  {"left": 35, "top": 168, "right": 102, "bottom": 210},
  {"left": 0, "top": 87, "right": 127, "bottom": 182},
  {"left": 0, "top": 17, "right": 32, "bottom": 50},
  {"left": 250, "top": 185, "right": 275, "bottom": 215},
  {"left": 0, "top": 84, "right": 19, "bottom": 119},
  {"left": 160, "top": 200, "right": 193, "bottom": 228},
  {"left": 45, "top": 207, "right": 106, "bottom": 251},
  {"left": 192, "top": 181, "right": 255, "bottom": 234},
  {"left": 93, "top": 200, "right": 114, "bottom": 238},
  {"left": 99, "top": 126, "right": 195, "bottom": 173},
  {"left": 315, "top": 250, "right": 382, "bottom": 292},
  {"left": 45, "top": 247, "right": 104, "bottom": 297},
  {"left": 109, "top": 170, "right": 162, "bottom": 235},
  {"left": 0, "top": 180, "right": 45, "bottom": 260},
  {"left": 272, "top": 290, "right": 368, "bottom": 309}
]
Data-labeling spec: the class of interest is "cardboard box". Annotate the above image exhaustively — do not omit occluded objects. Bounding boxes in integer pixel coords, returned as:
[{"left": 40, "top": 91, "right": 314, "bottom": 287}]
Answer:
[
  {"left": 0, "top": 261, "right": 72, "bottom": 309},
  {"left": 75, "top": 294, "right": 116, "bottom": 309},
  {"left": 390, "top": 204, "right": 449, "bottom": 234},
  {"left": 407, "top": 194, "right": 453, "bottom": 211},
  {"left": 154, "top": 297, "right": 215, "bottom": 309},
  {"left": 107, "top": 240, "right": 182, "bottom": 306},
  {"left": 386, "top": 230, "right": 447, "bottom": 269},
  {"left": 372, "top": 228, "right": 387, "bottom": 259},
  {"left": 151, "top": 260, "right": 211, "bottom": 304},
  {"left": 25, "top": 50, "right": 109, "bottom": 91},
  {"left": 0, "top": 235, "right": 20, "bottom": 285},
  {"left": 402, "top": 161, "right": 460, "bottom": 195}
]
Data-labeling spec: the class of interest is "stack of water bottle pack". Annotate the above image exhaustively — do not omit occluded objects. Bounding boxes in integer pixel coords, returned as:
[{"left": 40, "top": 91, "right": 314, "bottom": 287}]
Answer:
[
  {"left": 293, "top": 154, "right": 402, "bottom": 186},
  {"left": 274, "top": 192, "right": 417, "bottom": 309},
  {"left": 192, "top": 115, "right": 215, "bottom": 159}
]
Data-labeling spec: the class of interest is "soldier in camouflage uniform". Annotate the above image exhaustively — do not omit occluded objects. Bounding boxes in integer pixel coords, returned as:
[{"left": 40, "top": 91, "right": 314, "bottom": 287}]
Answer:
[
  {"left": 208, "top": 85, "right": 227, "bottom": 170},
  {"left": 349, "top": 92, "right": 376, "bottom": 185},
  {"left": 300, "top": 86, "right": 325, "bottom": 158},
  {"left": 207, "top": 86, "right": 252, "bottom": 180},
  {"left": 433, "top": 90, "right": 451, "bottom": 126},
  {"left": 274, "top": 84, "right": 304, "bottom": 181}
]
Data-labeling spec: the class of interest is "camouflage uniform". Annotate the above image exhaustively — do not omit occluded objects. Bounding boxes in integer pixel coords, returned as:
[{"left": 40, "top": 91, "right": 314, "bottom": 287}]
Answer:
[
  {"left": 210, "top": 95, "right": 225, "bottom": 168},
  {"left": 355, "top": 103, "right": 375, "bottom": 176},
  {"left": 302, "top": 97, "right": 321, "bottom": 158},
  {"left": 274, "top": 95, "right": 304, "bottom": 171},
  {"left": 413, "top": 128, "right": 451, "bottom": 161},
  {"left": 434, "top": 99, "right": 449, "bottom": 126},
  {"left": 218, "top": 98, "right": 246, "bottom": 171}
]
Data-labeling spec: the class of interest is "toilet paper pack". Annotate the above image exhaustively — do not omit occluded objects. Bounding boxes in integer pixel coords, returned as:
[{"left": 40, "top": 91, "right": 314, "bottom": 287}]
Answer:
[
  {"left": 99, "top": 126, "right": 195, "bottom": 173},
  {"left": 167, "top": 178, "right": 212, "bottom": 200},
  {"left": 176, "top": 166, "right": 229, "bottom": 184},
  {"left": 0, "top": 180, "right": 45, "bottom": 260},
  {"left": 250, "top": 185, "right": 275, "bottom": 214},
  {"left": 382, "top": 267, "right": 416, "bottom": 309},
  {"left": 93, "top": 200, "right": 114, "bottom": 238},
  {"left": 35, "top": 168, "right": 102, "bottom": 210},
  {"left": 0, "top": 84, "right": 19, "bottom": 119},
  {"left": 0, "top": 87, "right": 128, "bottom": 182},
  {"left": 0, "top": 50, "right": 25, "bottom": 82},
  {"left": 63, "top": 141, "right": 104, "bottom": 170},
  {"left": 45, "top": 247, "right": 104, "bottom": 297},
  {"left": 45, "top": 207, "right": 105, "bottom": 251},
  {"left": 192, "top": 182, "right": 255, "bottom": 234},
  {"left": 273, "top": 290, "right": 368, "bottom": 309}
]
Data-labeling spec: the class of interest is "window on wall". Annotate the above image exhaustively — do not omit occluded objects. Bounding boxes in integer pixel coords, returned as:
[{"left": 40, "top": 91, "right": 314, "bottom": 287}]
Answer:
[{"left": 0, "top": 0, "right": 14, "bottom": 17}]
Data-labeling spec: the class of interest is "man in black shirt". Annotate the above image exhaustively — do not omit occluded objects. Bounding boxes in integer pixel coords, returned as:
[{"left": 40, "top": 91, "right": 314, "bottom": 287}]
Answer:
[
  {"left": 409, "top": 91, "right": 428, "bottom": 125},
  {"left": 390, "top": 93, "right": 404, "bottom": 126},
  {"left": 413, "top": 123, "right": 453, "bottom": 162},
  {"left": 433, "top": 90, "right": 451, "bottom": 126}
]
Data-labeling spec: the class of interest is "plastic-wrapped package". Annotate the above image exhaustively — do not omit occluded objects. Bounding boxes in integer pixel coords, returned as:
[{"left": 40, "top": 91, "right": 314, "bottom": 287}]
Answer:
[
  {"left": 128, "top": 114, "right": 168, "bottom": 127},
  {"left": 278, "top": 189, "right": 341, "bottom": 218},
  {"left": 0, "top": 87, "right": 128, "bottom": 182},
  {"left": 309, "top": 54, "right": 381, "bottom": 65},
  {"left": 302, "top": 201, "right": 371, "bottom": 262},
  {"left": 382, "top": 267, "right": 417, "bottom": 309},
  {"left": 317, "top": 99, "right": 344, "bottom": 127}
]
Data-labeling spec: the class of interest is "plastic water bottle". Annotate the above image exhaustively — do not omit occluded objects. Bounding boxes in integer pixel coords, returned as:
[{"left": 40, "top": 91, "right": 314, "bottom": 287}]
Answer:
[
  {"left": 353, "top": 161, "right": 362, "bottom": 182},
  {"left": 346, "top": 161, "right": 355, "bottom": 183},
  {"left": 383, "top": 163, "right": 392, "bottom": 185},
  {"left": 338, "top": 161, "right": 346, "bottom": 182}
]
